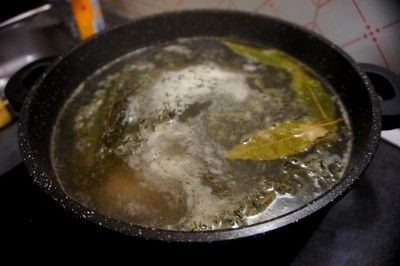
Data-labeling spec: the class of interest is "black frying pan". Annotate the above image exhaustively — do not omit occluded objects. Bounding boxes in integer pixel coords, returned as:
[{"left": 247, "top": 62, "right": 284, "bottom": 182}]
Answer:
[{"left": 5, "top": 10, "right": 400, "bottom": 242}]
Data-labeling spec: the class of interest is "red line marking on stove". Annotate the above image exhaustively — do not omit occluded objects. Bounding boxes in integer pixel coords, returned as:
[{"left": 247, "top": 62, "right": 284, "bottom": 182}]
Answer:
[
  {"left": 269, "top": 0, "right": 278, "bottom": 16},
  {"left": 253, "top": 0, "right": 278, "bottom": 16},
  {"left": 304, "top": 21, "right": 314, "bottom": 28},
  {"left": 340, "top": 36, "right": 363, "bottom": 48},
  {"left": 314, "top": 22, "right": 322, "bottom": 34},
  {"left": 382, "top": 18, "right": 400, "bottom": 29},
  {"left": 304, "top": 21, "right": 322, "bottom": 34},
  {"left": 375, "top": 42, "right": 390, "bottom": 69},
  {"left": 352, "top": 0, "right": 367, "bottom": 23},
  {"left": 307, "top": 0, "right": 333, "bottom": 34},
  {"left": 312, "top": 4, "right": 320, "bottom": 21},
  {"left": 350, "top": 0, "right": 392, "bottom": 70}
]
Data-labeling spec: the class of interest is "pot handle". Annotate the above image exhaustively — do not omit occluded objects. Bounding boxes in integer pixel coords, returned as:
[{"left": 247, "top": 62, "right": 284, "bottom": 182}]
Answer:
[
  {"left": 358, "top": 63, "right": 400, "bottom": 130},
  {"left": 4, "top": 57, "right": 58, "bottom": 113}
]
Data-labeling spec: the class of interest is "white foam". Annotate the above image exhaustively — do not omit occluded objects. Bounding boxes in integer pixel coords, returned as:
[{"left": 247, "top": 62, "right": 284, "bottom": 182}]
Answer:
[
  {"left": 163, "top": 44, "right": 192, "bottom": 56},
  {"left": 130, "top": 62, "right": 155, "bottom": 71},
  {"left": 242, "top": 63, "right": 258, "bottom": 72},
  {"left": 124, "top": 63, "right": 250, "bottom": 124},
  {"left": 124, "top": 119, "right": 236, "bottom": 226}
]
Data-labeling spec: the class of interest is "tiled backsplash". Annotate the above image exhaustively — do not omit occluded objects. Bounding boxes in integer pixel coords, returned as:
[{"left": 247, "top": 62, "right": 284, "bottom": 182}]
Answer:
[{"left": 102, "top": 0, "right": 400, "bottom": 73}]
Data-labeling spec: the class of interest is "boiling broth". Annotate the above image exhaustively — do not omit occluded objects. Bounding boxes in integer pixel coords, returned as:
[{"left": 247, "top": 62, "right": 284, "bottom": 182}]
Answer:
[{"left": 52, "top": 38, "right": 352, "bottom": 231}]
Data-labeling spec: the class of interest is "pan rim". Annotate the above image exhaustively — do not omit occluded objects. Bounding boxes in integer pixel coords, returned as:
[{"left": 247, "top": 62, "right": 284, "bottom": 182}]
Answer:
[{"left": 18, "top": 9, "right": 382, "bottom": 242}]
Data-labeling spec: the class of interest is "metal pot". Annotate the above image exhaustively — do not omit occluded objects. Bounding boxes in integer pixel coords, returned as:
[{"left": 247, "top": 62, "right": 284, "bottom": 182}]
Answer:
[{"left": 5, "top": 10, "right": 400, "bottom": 242}]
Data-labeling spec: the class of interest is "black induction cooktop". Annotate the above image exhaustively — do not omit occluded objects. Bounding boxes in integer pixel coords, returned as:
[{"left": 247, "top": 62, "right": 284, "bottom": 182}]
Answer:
[{"left": 1, "top": 140, "right": 399, "bottom": 264}]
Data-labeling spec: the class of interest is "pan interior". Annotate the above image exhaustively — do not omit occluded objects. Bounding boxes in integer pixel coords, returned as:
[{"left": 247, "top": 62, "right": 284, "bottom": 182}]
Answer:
[{"left": 51, "top": 37, "right": 353, "bottom": 231}]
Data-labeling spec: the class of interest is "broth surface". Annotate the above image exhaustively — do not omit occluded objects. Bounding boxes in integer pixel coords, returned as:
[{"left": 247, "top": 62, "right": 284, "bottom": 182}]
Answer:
[{"left": 52, "top": 37, "right": 353, "bottom": 230}]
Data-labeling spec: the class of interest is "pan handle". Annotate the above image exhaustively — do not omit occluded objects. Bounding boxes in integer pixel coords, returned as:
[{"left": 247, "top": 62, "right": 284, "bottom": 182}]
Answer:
[
  {"left": 4, "top": 57, "right": 58, "bottom": 113},
  {"left": 358, "top": 63, "right": 400, "bottom": 130}
]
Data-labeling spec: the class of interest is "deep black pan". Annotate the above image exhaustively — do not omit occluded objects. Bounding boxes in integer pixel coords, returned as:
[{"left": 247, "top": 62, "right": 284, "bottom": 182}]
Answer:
[{"left": 5, "top": 10, "right": 400, "bottom": 242}]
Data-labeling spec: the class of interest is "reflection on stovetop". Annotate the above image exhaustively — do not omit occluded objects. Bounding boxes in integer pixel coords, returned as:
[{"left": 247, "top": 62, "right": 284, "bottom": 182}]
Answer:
[{"left": 1, "top": 141, "right": 399, "bottom": 264}]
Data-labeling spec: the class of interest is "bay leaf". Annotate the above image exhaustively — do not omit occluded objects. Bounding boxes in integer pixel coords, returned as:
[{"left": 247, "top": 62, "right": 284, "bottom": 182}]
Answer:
[
  {"left": 224, "top": 41, "right": 336, "bottom": 120},
  {"left": 225, "top": 119, "right": 339, "bottom": 160},
  {"left": 73, "top": 67, "right": 152, "bottom": 183},
  {"left": 291, "top": 71, "right": 335, "bottom": 120}
]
